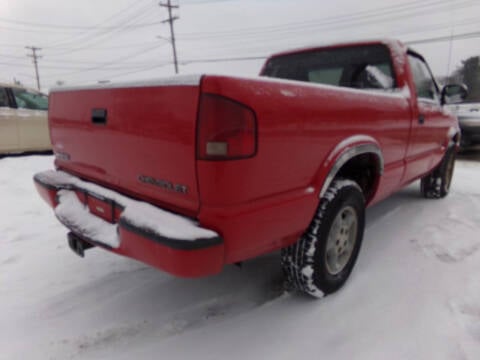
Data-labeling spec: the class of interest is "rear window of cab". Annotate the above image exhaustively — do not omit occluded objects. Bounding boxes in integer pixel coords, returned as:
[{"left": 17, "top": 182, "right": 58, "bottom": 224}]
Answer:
[{"left": 262, "top": 44, "right": 397, "bottom": 90}]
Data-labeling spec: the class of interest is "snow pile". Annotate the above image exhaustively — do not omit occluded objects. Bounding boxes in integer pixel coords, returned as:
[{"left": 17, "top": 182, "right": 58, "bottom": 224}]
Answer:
[
  {"left": 50, "top": 74, "right": 203, "bottom": 92},
  {"left": 36, "top": 169, "right": 219, "bottom": 244},
  {"left": 55, "top": 190, "right": 119, "bottom": 248}
]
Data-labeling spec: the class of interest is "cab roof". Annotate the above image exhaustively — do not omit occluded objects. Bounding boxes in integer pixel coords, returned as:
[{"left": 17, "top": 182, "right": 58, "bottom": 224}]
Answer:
[{"left": 267, "top": 39, "right": 406, "bottom": 59}]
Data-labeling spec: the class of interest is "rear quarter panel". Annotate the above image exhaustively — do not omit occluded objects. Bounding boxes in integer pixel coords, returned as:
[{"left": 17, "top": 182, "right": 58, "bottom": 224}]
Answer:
[
  {"left": 198, "top": 75, "right": 411, "bottom": 206},
  {"left": 198, "top": 75, "right": 412, "bottom": 262}
]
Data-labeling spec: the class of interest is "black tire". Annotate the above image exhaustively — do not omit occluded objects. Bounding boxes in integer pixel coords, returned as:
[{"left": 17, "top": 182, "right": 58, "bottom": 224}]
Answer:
[
  {"left": 420, "top": 147, "right": 456, "bottom": 199},
  {"left": 281, "top": 179, "right": 365, "bottom": 298}
]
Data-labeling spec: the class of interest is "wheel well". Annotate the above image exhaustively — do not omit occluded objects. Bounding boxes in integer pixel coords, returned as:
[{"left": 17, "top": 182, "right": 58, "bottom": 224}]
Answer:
[{"left": 335, "top": 153, "right": 380, "bottom": 203}]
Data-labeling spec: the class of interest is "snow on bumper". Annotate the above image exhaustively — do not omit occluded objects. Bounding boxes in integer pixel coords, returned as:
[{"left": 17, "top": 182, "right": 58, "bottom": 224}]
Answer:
[{"left": 34, "top": 170, "right": 224, "bottom": 277}]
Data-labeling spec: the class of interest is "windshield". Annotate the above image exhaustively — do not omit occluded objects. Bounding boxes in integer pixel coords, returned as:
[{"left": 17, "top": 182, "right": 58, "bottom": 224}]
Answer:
[
  {"left": 262, "top": 44, "right": 396, "bottom": 90},
  {"left": 12, "top": 88, "right": 48, "bottom": 110}
]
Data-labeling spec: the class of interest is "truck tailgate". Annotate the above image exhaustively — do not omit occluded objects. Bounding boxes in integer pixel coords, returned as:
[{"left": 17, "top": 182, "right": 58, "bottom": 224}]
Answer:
[{"left": 48, "top": 77, "right": 202, "bottom": 216}]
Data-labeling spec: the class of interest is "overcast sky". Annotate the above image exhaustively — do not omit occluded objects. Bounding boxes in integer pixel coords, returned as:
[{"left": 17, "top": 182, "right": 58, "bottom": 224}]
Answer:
[{"left": 1, "top": 0, "right": 479, "bottom": 91}]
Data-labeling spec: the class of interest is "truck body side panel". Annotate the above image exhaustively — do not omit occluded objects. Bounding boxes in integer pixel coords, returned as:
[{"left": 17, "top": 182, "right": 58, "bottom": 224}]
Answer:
[
  {"left": 198, "top": 75, "right": 412, "bottom": 262},
  {"left": 40, "top": 41, "right": 458, "bottom": 274}
]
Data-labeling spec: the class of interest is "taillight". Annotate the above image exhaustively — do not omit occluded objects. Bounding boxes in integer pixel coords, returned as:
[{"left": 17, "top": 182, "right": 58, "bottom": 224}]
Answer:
[{"left": 197, "top": 94, "right": 257, "bottom": 160}]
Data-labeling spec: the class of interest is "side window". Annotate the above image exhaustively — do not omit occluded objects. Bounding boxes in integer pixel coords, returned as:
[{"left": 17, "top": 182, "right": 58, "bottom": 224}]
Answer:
[
  {"left": 408, "top": 54, "right": 439, "bottom": 101},
  {"left": 0, "top": 88, "right": 8, "bottom": 107},
  {"left": 12, "top": 88, "right": 48, "bottom": 110}
]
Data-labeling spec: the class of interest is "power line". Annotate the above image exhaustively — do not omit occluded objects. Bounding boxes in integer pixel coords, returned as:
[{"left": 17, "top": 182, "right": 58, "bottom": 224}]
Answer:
[
  {"left": 42, "top": 0, "right": 152, "bottom": 48},
  {"left": 0, "top": 41, "right": 160, "bottom": 51},
  {"left": 177, "top": 15, "right": 479, "bottom": 57},
  {"left": 0, "top": 21, "right": 162, "bottom": 33},
  {"left": 3, "top": 0, "right": 478, "bottom": 87},
  {"left": 171, "top": 0, "right": 479, "bottom": 60},
  {"left": 25, "top": 46, "right": 42, "bottom": 90},
  {"left": 44, "top": 2, "right": 157, "bottom": 52},
  {"left": 2, "top": 14, "right": 468, "bottom": 62},
  {"left": 0, "top": 0, "right": 151, "bottom": 30},
  {"left": 39, "top": 43, "right": 168, "bottom": 79},
  {"left": 160, "top": 0, "right": 180, "bottom": 74},
  {"left": 406, "top": 29, "right": 480, "bottom": 44},
  {"left": 6, "top": 30, "right": 478, "bottom": 84},
  {"left": 44, "top": 41, "right": 162, "bottom": 52},
  {"left": 179, "top": 0, "right": 451, "bottom": 37},
  {"left": 179, "top": 30, "right": 480, "bottom": 65},
  {"left": 47, "top": 16, "right": 155, "bottom": 57},
  {"left": 0, "top": 18, "right": 161, "bottom": 31},
  {"left": 177, "top": 0, "right": 475, "bottom": 40},
  {"left": 2, "top": 0, "right": 474, "bottom": 56},
  {"left": 15, "top": 30, "right": 480, "bottom": 89},
  {"left": 181, "top": 55, "right": 266, "bottom": 64},
  {"left": 174, "top": 12, "right": 479, "bottom": 61},
  {"left": 0, "top": 60, "right": 163, "bottom": 71}
]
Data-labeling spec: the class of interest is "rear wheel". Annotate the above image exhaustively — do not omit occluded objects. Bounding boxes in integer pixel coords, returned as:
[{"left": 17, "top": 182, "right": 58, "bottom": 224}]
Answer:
[
  {"left": 420, "top": 147, "right": 456, "bottom": 199},
  {"left": 281, "top": 179, "right": 365, "bottom": 298}
]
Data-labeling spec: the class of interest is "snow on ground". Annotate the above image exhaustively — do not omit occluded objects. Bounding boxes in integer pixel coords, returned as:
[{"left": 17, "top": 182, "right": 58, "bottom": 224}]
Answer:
[{"left": 1, "top": 155, "right": 479, "bottom": 360}]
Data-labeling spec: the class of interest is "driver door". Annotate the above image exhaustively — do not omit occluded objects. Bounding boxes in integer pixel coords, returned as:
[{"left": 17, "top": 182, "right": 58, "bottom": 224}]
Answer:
[{"left": 403, "top": 52, "right": 451, "bottom": 182}]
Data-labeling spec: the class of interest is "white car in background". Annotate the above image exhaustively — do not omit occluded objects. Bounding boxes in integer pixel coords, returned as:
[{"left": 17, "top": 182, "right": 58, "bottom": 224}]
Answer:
[
  {"left": 0, "top": 83, "right": 51, "bottom": 155},
  {"left": 447, "top": 102, "right": 480, "bottom": 149}
]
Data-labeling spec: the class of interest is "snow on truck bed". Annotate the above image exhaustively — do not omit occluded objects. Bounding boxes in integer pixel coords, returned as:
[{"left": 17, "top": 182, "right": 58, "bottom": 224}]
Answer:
[{"left": 1, "top": 155, "right": 479, "bottom": 360}]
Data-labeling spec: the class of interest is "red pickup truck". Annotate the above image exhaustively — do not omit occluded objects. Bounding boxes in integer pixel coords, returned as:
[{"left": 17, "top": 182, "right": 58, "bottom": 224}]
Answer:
[{"left": 34, "top": 40, "right": 466, "bottom": 297}]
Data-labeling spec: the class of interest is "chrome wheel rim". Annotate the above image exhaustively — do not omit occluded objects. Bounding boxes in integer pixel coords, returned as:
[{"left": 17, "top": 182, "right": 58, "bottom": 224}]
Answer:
[{"left": 325, "top": 206, "right": 358, "bottom": 275}]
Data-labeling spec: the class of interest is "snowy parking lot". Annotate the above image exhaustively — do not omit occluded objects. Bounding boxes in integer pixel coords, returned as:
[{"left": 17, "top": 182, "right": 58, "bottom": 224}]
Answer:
[{"left": 1, "top": 154, "right": 479, "bottom": 359}]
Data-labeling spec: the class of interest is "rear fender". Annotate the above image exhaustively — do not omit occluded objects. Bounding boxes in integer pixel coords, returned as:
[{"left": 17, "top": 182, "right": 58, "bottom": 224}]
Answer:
[{"left": 314, "top": 135, "right": 384, "bottom": 199}]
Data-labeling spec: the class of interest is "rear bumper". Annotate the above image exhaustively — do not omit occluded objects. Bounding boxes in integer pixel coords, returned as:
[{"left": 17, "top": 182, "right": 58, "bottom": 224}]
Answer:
[{"left": 34, "top": 170, "right": 224, "bottom": 277}]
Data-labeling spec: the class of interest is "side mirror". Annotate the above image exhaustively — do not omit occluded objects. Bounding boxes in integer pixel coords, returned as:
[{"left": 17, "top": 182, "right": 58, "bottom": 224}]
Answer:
[{"left": 441, "top": 84, "right": 468, "bottom": 105}]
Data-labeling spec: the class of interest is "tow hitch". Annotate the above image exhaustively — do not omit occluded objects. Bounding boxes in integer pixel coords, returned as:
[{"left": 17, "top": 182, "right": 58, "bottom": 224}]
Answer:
[{"left": 67, "top": 232, "right": 95, "bottom": 258}]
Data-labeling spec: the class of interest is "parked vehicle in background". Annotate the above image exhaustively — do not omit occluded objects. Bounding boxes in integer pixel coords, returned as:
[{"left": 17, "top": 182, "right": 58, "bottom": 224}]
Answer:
[
  {"left": 0, "top": 83, "right": 50, "bottom": 155},
  {"left": 447, "top": 102, "right": 480, "bottom": 149},
  {"left": 34, "top": 40, "right": 467, "bottom": 298}
]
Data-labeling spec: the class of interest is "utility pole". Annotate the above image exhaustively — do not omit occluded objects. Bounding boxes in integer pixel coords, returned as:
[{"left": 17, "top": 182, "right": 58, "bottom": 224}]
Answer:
[
  {"left": 26, "top": 46, "right": 42, "bottom": 90},
  {"left": 159, "top": 0, "right": 179, "bottom": 74}
]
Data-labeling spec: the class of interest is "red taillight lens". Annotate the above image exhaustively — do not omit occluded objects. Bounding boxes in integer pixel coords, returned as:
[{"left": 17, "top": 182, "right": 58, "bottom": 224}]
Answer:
[{"left": 197, "top": 94, "right": 257, "bottom": 160}]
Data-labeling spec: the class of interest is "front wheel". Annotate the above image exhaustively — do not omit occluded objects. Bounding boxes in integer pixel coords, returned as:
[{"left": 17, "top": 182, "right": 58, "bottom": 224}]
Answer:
[
  {"left": 281, "top": 179, "right": 365, "bottom": 298},
  {"left": 420, "top": 147, "right": 456, "bottom": 199}
]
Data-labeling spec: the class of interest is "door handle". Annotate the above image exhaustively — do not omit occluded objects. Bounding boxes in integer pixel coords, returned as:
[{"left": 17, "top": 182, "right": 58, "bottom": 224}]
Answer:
[
  {"left": 418, "top": 114, "right": 425, "bottom": 124},
  {"left": 92, "top": 108, "right": 107, "bottom": 125}
]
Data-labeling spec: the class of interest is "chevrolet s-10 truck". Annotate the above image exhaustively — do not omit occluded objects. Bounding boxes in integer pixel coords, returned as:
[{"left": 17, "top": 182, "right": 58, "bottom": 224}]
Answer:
[{"left": 34, "top": 40, "right": 467, "bottom": 297}]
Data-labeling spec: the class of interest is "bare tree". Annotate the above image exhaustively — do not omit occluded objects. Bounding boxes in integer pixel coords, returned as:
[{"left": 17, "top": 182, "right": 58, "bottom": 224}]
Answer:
[{"left": 451, "top": 56, "right": 480, "bottom": 102}]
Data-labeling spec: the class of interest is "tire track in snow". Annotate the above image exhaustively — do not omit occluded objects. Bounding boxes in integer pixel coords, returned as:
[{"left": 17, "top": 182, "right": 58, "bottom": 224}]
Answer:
[
  {"left": 42, "top": 255, "right": 285, "bottom": 358},
  {"left": 449, "top": 279, "right": 480, "bottom": 359},
  {"left": 410, "top": 191, "right": 480, "bottom": 263}
]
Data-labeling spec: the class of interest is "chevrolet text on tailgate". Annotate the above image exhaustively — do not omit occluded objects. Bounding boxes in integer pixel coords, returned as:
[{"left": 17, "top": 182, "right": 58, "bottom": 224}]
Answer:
[{"left": 35, "top": 40, "right": 467, "bottom": 297}]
